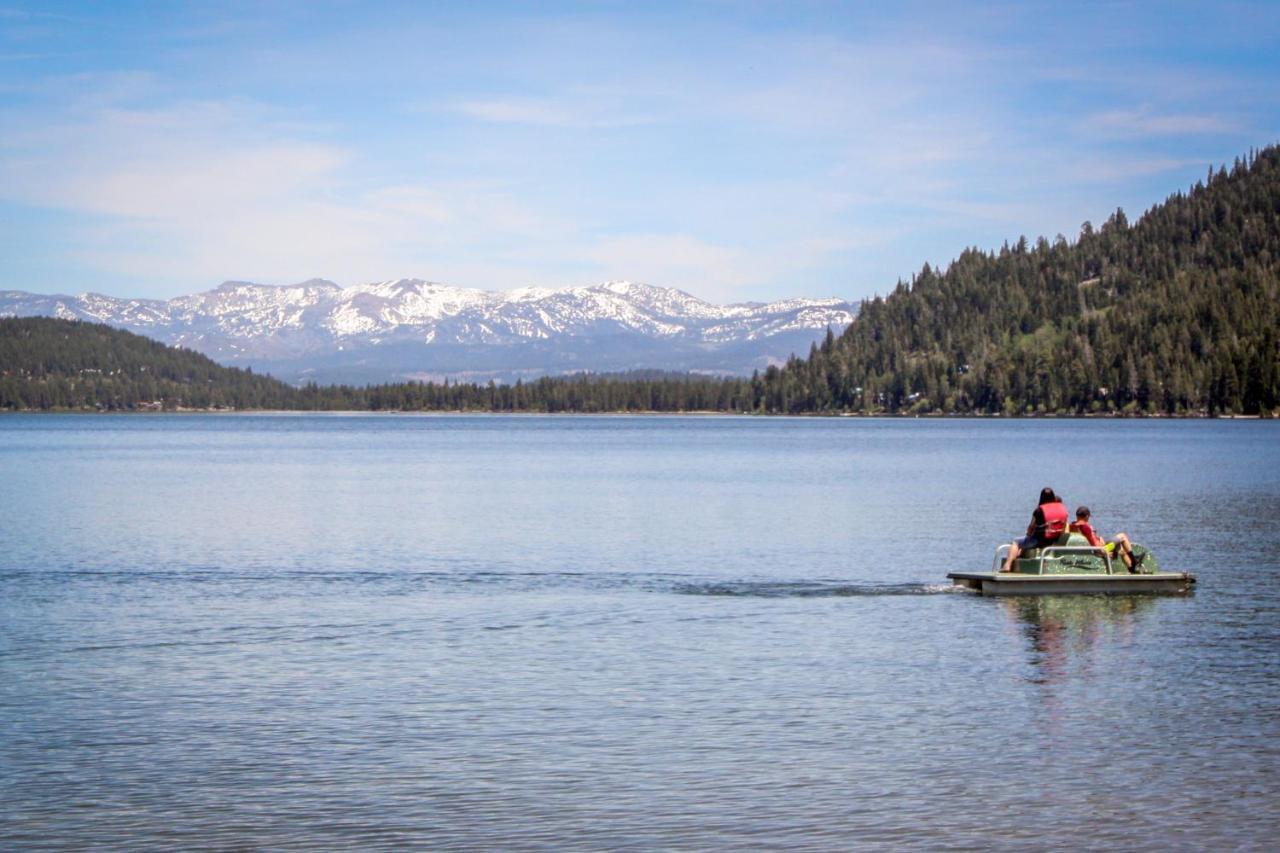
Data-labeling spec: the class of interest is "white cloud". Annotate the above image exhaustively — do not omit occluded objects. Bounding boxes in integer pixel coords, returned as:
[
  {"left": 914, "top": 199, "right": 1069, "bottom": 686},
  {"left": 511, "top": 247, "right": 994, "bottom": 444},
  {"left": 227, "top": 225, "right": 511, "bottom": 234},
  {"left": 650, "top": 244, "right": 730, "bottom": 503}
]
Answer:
[
  {"left": 579, "top": 232, "right": 859, "bottom": 303},
  {"left": 1082, "top": 107, "right": 1239, "bottom": 138},
  {"left": 0, "top": 97, "right": 589, "bottom": 291},
  {"left": 1, "top": 12, "right": 1270, "bottom": 304},
  {"left": 581, "top": 234, "right": 747, "bottom": 297},
  {"left": 454, "top": 90, "right": 655, "bottom": 128},
  {"left": 0, "top": 89, "right": 865, "bottom": 300}
]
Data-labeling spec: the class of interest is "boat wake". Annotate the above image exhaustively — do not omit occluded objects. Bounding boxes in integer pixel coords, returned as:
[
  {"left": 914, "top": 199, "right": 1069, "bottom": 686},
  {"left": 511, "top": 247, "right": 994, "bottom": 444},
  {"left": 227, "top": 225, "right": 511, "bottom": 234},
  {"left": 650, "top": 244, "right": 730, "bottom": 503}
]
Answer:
[
  {"left": 673, "top": 580, "right": 966, "bottom": 598},
  {"left": 3, "top": 566, "right": 967, "bottom": 599}
]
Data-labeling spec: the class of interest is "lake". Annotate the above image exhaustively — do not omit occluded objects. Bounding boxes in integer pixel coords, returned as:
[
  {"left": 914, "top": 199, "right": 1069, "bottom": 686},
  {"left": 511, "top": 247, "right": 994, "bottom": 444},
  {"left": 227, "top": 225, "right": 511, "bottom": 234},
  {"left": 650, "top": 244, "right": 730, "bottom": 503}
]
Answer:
[{"left": 2, "top": 414, "right": 1277, "bottom": 849}]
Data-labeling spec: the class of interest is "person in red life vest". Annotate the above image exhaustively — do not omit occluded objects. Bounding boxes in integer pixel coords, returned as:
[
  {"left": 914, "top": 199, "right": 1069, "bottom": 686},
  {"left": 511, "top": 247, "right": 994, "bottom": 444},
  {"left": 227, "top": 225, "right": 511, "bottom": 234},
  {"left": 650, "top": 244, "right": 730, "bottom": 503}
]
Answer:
[
  {"left": 1069, "top": 505, "right": 1144, "bottom": 572},
  {"left": 1000, "top": 487, "right": 1069, "bottom": 572}
]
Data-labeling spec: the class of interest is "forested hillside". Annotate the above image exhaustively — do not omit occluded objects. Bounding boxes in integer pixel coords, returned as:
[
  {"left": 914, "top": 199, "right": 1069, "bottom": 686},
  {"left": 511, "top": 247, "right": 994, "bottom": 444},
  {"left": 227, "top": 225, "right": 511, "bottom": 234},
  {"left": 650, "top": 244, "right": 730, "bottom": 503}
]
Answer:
[
  {"left": 0, "top": 318, "right": 753, "bottom": 412},
  {"left": 761, "top": 146, "right": 1280, "bottom": 415},
  {"left": 0, "top": 318, "right": 296, "bottom": 410}
]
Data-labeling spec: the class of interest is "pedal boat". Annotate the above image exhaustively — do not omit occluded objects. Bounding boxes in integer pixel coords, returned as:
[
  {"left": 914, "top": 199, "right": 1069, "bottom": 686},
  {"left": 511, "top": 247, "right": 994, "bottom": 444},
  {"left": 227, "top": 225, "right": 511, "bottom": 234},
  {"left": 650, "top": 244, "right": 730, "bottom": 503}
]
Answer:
[{"left": 947, "top": 532, "right": 1196, "bottom": 596}]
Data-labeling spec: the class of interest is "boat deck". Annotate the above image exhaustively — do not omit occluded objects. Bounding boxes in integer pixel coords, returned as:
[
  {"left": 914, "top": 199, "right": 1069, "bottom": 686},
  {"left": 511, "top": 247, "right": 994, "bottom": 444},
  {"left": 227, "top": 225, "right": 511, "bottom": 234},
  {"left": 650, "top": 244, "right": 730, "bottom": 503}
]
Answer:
[{"left": 947, "top": 571, "right": 1196, "bottom": 596}]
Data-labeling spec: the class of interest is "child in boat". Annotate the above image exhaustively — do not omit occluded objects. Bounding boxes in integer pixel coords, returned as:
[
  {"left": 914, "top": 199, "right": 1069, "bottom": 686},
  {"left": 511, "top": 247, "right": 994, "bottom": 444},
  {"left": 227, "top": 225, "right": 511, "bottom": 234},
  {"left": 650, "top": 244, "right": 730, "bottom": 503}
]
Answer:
[{"left": 1069, "top": 506, "right": 1144, "bottom": 572}]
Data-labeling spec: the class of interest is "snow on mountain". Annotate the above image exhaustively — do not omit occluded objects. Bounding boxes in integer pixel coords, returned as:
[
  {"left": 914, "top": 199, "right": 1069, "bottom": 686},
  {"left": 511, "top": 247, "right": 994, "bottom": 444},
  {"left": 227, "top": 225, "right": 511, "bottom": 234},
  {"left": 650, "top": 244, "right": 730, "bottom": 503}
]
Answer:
[{"left": 0, "top": 279, "right": 857, "bottom": 384}]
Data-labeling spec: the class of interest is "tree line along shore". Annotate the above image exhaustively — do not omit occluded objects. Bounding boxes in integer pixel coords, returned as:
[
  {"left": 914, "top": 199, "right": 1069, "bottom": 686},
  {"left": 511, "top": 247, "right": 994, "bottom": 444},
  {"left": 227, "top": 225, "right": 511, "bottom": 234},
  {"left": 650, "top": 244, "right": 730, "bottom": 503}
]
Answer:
[{"left": 3, "top": 145, "right": 1279, "bottom": 417}]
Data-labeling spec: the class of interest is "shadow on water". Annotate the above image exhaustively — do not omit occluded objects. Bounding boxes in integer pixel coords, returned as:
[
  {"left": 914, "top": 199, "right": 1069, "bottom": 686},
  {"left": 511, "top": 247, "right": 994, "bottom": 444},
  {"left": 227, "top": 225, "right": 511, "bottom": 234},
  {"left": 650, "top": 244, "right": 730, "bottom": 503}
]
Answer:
[{"left": 1001, "top": 594, "right": 1161, "bottom": 685}]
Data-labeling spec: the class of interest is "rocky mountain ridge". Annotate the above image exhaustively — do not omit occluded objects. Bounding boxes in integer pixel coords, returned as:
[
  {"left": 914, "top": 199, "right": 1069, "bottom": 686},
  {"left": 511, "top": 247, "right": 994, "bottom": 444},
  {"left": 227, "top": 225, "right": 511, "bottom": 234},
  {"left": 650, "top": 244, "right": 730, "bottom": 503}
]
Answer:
[{"left": 1, "top": 279, "right": 857, "bottom": 385}]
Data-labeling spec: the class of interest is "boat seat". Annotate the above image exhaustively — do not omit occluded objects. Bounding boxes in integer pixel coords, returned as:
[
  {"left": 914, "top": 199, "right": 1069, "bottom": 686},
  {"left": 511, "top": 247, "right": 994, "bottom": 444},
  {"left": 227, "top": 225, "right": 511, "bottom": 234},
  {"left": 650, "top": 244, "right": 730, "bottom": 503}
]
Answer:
[{"left": 1020, "top": 532, "right": 1084, "bottom": 560}]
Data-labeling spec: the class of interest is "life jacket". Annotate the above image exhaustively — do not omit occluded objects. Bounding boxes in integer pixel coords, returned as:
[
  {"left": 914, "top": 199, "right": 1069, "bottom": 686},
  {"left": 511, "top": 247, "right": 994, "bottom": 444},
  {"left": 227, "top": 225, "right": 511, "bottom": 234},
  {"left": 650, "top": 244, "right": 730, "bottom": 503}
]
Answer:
[{"left": 1038, "top": 501, "right": 1068, "bottom": 540}]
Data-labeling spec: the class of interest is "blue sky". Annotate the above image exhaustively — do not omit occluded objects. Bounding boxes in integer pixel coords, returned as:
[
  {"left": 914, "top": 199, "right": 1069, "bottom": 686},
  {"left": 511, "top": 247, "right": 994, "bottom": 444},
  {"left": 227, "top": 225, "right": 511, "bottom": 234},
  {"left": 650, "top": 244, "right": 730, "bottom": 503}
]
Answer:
[{"left": 1, "top": 1, "right": 1277, "bottom": 303}]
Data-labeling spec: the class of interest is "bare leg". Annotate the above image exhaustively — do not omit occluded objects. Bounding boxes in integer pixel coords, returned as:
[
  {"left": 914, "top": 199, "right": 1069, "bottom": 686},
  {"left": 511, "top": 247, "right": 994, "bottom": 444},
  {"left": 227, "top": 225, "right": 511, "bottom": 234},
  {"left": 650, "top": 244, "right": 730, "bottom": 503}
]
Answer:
[
  {"left": 1114, "top": 532, "right": 1134, "bottom": 570},
  {"left": 1002, "top": 541, "right": 1021, "bottom": 573}
]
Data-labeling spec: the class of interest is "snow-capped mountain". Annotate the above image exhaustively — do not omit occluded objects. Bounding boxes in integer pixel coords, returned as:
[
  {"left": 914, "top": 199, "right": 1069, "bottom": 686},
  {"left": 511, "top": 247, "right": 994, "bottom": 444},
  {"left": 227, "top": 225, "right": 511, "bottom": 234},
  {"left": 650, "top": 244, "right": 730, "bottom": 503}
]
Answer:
[{"left": 0, "top": 279, "right": 857, "bottom": 384}]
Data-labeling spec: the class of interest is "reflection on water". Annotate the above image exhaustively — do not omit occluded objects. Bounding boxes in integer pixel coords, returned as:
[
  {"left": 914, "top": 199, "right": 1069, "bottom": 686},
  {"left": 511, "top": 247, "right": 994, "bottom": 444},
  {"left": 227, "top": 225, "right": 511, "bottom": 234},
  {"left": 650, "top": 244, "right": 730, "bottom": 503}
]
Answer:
[{"left": 1004, "top": 594, "right": 1156, "bottom": 685}]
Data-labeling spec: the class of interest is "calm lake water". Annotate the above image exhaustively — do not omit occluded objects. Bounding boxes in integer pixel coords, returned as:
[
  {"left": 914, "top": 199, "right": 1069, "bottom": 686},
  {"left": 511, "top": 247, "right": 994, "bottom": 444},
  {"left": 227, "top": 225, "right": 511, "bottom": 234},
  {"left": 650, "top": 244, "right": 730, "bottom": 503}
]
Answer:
[{"left": 2, "top": 414, "right": 1278, "bottom": 849}]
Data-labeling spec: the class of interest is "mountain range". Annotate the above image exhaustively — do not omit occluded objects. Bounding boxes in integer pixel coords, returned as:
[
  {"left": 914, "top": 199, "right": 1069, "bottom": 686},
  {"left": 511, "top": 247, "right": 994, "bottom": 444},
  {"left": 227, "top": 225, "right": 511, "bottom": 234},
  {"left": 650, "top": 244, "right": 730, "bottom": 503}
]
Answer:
[{"left": 0, "top": 279, "right": 856, "bottom": 385}]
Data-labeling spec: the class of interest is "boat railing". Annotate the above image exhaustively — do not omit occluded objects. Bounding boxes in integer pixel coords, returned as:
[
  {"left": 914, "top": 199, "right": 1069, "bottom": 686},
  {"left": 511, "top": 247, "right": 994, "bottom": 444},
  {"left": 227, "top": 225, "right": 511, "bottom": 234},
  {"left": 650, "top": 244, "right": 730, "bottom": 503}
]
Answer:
[
  {"left": 991, "top": 544, "right": 1114, "bottom": 574},
  {"left": 991, "top": 544, "right": 1012, "bottom": 572},
  {"left": 1036, "top": 545, "right": 1114, "bottom": 575}
]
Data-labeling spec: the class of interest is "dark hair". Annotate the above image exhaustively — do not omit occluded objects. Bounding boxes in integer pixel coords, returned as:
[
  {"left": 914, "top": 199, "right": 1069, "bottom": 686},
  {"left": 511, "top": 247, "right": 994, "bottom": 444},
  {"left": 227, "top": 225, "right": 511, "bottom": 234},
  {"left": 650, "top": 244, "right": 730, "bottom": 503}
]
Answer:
[
  {"left": 1039, "top": 487, "right": 1057, "bottom": 505},
  {"left": 1075, "top": 505, "right": 1091, "bottom": 519}
]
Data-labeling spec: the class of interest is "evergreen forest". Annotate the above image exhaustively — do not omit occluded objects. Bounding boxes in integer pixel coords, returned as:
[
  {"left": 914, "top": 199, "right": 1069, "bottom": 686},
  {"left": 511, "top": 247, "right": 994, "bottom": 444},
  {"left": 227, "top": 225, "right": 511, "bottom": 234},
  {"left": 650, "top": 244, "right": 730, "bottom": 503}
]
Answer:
[
  {"left": 3, "top": 145, "right": 1279, "bottom": 416},
  {"left": 763, "top": 146, "right": 1280, "bottom": 416},
  {"left": 0, "top": 317, "right": 299, "bottom": 411}
]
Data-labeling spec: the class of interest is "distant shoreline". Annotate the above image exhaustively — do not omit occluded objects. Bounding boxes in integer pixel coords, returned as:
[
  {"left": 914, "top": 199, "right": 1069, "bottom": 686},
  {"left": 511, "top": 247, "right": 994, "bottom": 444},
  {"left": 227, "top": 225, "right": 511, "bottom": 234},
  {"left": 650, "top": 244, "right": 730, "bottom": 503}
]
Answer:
[{"left": 0, "top": 408, "right": 1267, "bottom": 419}]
